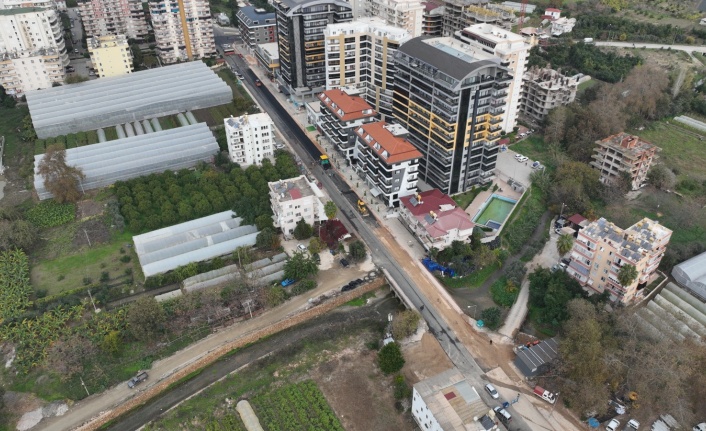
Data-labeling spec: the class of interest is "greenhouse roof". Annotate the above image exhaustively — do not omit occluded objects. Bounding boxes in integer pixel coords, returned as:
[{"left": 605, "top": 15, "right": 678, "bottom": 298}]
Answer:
[
  {"left": 26, "top": 61, "right": 232, "bottom": 138},
  {"left": 33, "top": 123, "right": 218, "bottom": 200},
  {"left": 133, "top": 211, "right": 260, "bottom": 277}
]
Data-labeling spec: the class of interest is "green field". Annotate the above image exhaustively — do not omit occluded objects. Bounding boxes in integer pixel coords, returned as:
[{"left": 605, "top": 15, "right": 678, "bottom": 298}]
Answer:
[
  {"left": 474, "top": 196, "right": 516, "bottom": 226},
  {"left": 636, "top": 120, "right": 706, "bottom": 181},
  {"left": 0, "top": 105, "right": 30, "bottom": 159},
  {"left": 511, "top": 135, "right": 555, "bottom": 170}
]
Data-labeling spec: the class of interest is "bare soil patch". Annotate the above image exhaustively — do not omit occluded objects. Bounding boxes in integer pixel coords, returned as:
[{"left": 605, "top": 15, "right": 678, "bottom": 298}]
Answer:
[
  {"left": 72, "top": 218, "right": 110, "bottom": 248},
  {"left": 401, "top": 332, "right": 454, "bottom": 384},
  {"left": 313, "top": 344, "right": 414, "bottom": 431},
  {"left": 76, "top": 199, "right": 104, "bottom": 220}
]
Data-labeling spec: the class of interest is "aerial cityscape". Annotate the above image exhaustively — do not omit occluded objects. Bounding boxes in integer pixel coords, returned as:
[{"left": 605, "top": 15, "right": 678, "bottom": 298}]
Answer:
[{"left": 0, "top": 0, "right": 705, "bottom": 429}]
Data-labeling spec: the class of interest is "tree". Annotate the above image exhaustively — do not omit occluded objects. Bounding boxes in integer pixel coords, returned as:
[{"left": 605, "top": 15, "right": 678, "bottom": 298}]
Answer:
[
  {"left": 348, "top": 240, "right": 367, "bottom": 262},
  {"left": 127, "top": 296, "right": 166, "bottom": 342},
  {"left": 391, "top": 310, "right": 420, "bottom": 340},
  {"left": 557, "top": 234, "right": 574, "bottom": 256},
  {"left": 255, "top": 213, "right": 274, "bottom": 231},
  {"left": 308, "top": 237, "right": 324, "bottom": 254},
  {"left": 263, "top": 285, "right": 287, "bottom": 307},
  {"left": 284, "top": 251, "right": 319, "bottom": 280},
  {"left": 324, "top": 201, "right": 338, "bottom": 220},
  {"left": 617, "top": 264, "right": 638, "bottom": 287},
  {"left": 65, "top": 75, "right": 89, "bottom": 84},
  {"left": 0, "top": 218, "right": 36, "bottom": 251},
  {"left": 37, "top": 144, "right": 86, "bottom": 203},
  {"left": 378, "top": 342, "right": 405, "bottom": 374},
  {"left": 293, "top": 218, "right": 313, "bottom": 240},
  {"left": 100, "top": 330, "right": 123, "bottom": 356},
  {"left": 45, "top": 333, "right": 97, "bottom": 381},
  {"left": 256, "top": 227, "right": 280, "bottom": 250},
  {"left": 647, "top": 164, "right": 675, "bottom": 190},
  {"left": 480, "top": 307, "right": 502, "bottom": 330},
  {"left": 471, "top": 244, "right": 497, "bottom": 268}
]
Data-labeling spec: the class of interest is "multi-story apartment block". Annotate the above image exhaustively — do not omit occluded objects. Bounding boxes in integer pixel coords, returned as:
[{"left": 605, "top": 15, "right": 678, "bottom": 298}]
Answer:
[
  {"left": 364, "top": 0, "right": 424, "bottom": 37},
  {"left": 268, "top": 175, "right": 328, "bottom": 238},
  {"left": 392, "top": 36, "right": 511, "bottom": 195},
  {"left": 224, "top": 113, "right": 276, "bottom": 167},
  {"left": 88, "top": 34, "right": 133, "bottom": 77},
  {"left": 441, "top": 0, "right": 487, "bottom": 37},
  {"left": 454, "top": 24, "right": 528, "bottom": 133},
  {"left": 520, "top": 67, "right": 579, "bottom": 122},
  {"left": 0, "top": 7, "right": 68, "bottom": 94},
  {"left": 324, "top": 18, "right": 409, "bottom": 120},
  {"left": 255, "top": 42, "right": 279, "bottom": 75},
  {"left": 317, "top": 88, "right": 377, "bottom": 160},
  {"left": 353, "top": 121, "right": 421, "bottom": 207},
  {"left": 590, "top": 133, "right": 660, "bottom": 191},
  {"left": 399, "top": 188, "right": 474, "bottom": 250},
  {"left": 567, "top": 217, "right": 672, "bottom": 304},
  {"left": 78, "top": 0, "right": 147, "bottom": 40},
  {"left": 0, "top": 0, "right": 66, "bottom": 10},
  {"left": 274, "top": 0, "right": 353, "bottom": 99},
  {"left": 421, "top": 1, "right": 443, "bottom": 36},
  {"left": 236, "top": 6, "right": 276, "bottom": 50},
  {"left": 149, "top": 0, "right": 216, "bottom": 64}
]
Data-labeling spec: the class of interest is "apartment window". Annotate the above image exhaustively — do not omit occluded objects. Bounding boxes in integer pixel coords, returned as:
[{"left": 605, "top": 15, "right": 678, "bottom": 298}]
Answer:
[{"left": 604, "top": 269, "right": 608, "bottom": 274}]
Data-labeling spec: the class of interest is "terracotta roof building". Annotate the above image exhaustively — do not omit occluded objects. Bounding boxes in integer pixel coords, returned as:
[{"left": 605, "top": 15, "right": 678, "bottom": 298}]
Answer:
[
  {"left": 317, "top": 89, "right": 377, "bottom": 160},
  {"left": 353, "top": 121, "right": 421, "bottom": 207},
  {"left": 400, "top": 189, "right": 475, "bottom": 250}
]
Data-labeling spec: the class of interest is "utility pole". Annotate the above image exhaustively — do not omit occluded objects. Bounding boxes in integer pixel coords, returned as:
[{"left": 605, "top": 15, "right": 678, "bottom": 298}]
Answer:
[
  {"left": 87, "top": 288, "right": 99, "bottom": 313},
  {"left": 80, "top": 376, "right": 90, "bottom": 397}
]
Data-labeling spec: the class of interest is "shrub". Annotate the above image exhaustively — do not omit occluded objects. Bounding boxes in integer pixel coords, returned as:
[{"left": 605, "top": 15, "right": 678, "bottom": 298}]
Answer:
[
  {"left": 480, "top": 307, "right": 502, "bottom": 330},
  {"left": 119, "top": 255, "right": 131, "bottom": 263},
  {"left": 490, "top": 277, "right": 519, "bottom": 307},
  {"left": 391, "top": 310, "right": 421, "bottom": 340},
  {"left": 100, "top": 271, "right": 110, "bottom": 283},
  {"left": 291, "top": 279, "right": 317, "bottom": 295},
  {"left": 378, "top": 342, "right": 405, "bottom": 374},
  {"left": 393, "top": 374, "right": 412, "bottom": 399}
]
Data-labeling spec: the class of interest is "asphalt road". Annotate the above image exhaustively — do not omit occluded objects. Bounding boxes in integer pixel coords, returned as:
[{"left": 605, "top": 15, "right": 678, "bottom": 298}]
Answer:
[
  {"left": 224, "top": 54, "right": 533, "bottom": 431},
  {"left": 594, "top": 41, "right": 706, "bottom": 54},
  {"left": 106, "top": 298, "right": 401, "bottom": 431}
]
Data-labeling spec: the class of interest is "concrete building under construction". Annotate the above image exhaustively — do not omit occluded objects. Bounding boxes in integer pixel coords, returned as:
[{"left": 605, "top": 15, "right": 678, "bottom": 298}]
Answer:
[{"left": 520, "top": 67, "right": 580, "bottom": 122}]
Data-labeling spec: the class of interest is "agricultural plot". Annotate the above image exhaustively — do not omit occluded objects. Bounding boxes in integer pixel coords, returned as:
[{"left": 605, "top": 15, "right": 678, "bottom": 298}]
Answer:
[
  {"left": 0, "top": 250, "right": 33, "bottom": 322},
  {"left": 252, "top": 381, "right": 344, "bottom": 431},
  {"left": 25, "top": 201, "right": 75, "bottom": 228}
]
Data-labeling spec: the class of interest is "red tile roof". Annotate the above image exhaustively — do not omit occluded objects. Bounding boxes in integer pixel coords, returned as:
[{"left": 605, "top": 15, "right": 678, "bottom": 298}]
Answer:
[
  {"left": 400, "top": 189, "right": 474, "bottom": 239},
  {"left": 356, "top": 121, "right": 422, "bottom": 165},
  {"left": 567, "top": 213, "right": 586, "bottom": 225},
  {"left": 545, "top": 7, "right": 560, "bottom": 12},
  {"left": 319, "top": 90, "right": 376, "bottom": 122}
]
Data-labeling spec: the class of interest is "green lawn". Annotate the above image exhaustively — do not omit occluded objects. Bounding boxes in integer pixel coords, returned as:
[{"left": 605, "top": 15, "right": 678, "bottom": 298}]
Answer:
[
  {"left": 345, "top": 291, "right": 376, "bottom": 306},
  {"left": 441, "top": 262, "right": 500, "bottom": 289},
  {"left": 31, "top": 231, "right": 134, "bottom": 296},
  {"left": 0, "top": 105, "right": 30, "bottom": 159},
  {"left": 511, "top": 135, "right": 555, "bottom": 170},
  {"left": 636, "top": 120, "right": 706, "bottom": 181},
  {"left": 577, "top": 78, "right": 599, "bottom": 95},
  {"left": 452, "top": 186, "right": 486, "bottom": 210}
]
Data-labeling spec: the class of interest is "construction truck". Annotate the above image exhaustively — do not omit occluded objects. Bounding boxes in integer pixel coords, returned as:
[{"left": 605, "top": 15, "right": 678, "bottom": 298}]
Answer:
[
  {"left": 357, "top": 199, "right": 368, "bottom": 216},
  {"left": 320, "top": 154, "right": 331, "bottom": 170}
]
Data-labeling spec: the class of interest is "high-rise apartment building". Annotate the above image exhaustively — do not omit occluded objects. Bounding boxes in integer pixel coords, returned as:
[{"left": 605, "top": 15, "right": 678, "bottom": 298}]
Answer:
[
  {"left": 392, "top": 36, "right": 511, "bottom": 195},
  {"left": 324, "top": 18, "right": 409, "bottom": 120},
  {"left": 364, "top": 0, "right": 424, "bottom": 37},
  {"left": 0, "top": 0, "right": 66, "bottom": 10},
  {"left": 0, "top": 7, "right": 68, "bottom": 94},
  {"left": 317, "top": 88, "right": 377, "bottom": 160},
  {"left": 88, "top": 34, "right": 133, "bottom": 77},
  {"left": 78, "top": 0, "right": 147, "bottom": 40},
  {"left": 454, "top": 24, "right": 528, "bottom": 133},
  {"left": 225, "top": 113, "right": 276, "bottom": 167},
  {"left": 236, "top": 6, "right": 276, "bottom": 50},
  {"left": 274, "top": 0, "right": 352, "bottom": 99},
  {"left": 421, "top": 1, "right": 443, "bottom": 36},
  {"left": 149, "top": 0, "right": 216, "bottom": 64},
  {"left": 591, "top": 133, "right": 659, "bottom": 191},
  {"left": 567, "top": 217, "right": 672, "bottom": 304},
  {"left": 441, "top": 0, "right": 488, "bottom": 36}
]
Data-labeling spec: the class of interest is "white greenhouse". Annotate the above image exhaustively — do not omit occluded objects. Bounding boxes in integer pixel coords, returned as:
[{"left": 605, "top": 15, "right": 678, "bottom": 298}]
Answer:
[{"left": 672, "top": 252, "right": 706, "bottom": 301}]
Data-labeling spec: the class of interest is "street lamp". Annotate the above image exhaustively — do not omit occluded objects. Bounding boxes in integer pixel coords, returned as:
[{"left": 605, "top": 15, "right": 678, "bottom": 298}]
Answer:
[{"left": 467, "top": 305, "right": 477, "bottom": 319}]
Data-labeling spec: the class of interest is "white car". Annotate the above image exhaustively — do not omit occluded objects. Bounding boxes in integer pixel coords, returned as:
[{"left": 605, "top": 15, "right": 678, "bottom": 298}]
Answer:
[
  {"left": 514, "top": 153, "right": 524, "bottom": 160},
  {"left": 606, "top": 419, "right": 620, "bottom": 431},
  {"left": 517, "top": 156, "right": 528, "bottom": 163},
  {"left": 297, "top": 244, "right": 307, "bottom": 252},
  {"left": 484, "top": 383, "right": 499, "bottom": 399},
  {"left": 693, "top": 423, "right": 706, "bottom": 431}
]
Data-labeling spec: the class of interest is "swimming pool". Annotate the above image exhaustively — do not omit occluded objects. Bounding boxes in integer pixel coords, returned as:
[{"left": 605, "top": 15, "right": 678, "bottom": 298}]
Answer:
[{"left": 473, "top": 194, "right": 517, "bottom": 228}]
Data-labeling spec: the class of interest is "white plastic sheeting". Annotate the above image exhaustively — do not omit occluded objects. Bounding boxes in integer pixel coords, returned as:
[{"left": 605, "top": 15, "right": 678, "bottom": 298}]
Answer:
[
  {"left": 133, "top": 211, "right": 260, "bottom": 277},
  {"left": 182, "top": 253, "right": 288, "bottom": 293},
  {"left": 236, "top": 400, "right": 264, "bottom": 431},
  {"left": 672, "top": 252, "right": 706, "bottom": 300},
  {"left": 27, "top": 62, "right": 232, "bottom": 138},
  {"left": 33, "top": 123, "right": 218, "bottom": 200}
]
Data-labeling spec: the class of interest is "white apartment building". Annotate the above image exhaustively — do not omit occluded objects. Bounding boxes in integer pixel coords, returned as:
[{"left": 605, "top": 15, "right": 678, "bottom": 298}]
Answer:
[
  {"left": 412, "top": 368, "right": 498, "bottom": 431},
  {"left": 79, "top": 0, "right": 148, "bottom": 40},
  {"left": 0, "top": 7, "right": 68, "bottom": 94},
  {"left": 364, "top": 0, "right": 424, "bottom": 37},
  {"left": 224, "top": 113, "right": 276, "bottom": 167},
  {"left": 353, "top": 121, "right": 421, "bottom": 207},
  {"left": 88, "top": 34, "right": 133, "bottom": 77},
  {"left": 0, "top": 0, "right": 66, "bottom": 9},
  {"left": 551, "top": 17, "right": 576, "bottom": 36},
  {"left": 149, "top": 0, "right": 216, "bottom": 64},
  {"left": 268, "top": 175, "right": 328, "bottom": 239},
  {"left": 324, "top": 18, "right": 409, "bottom": 120},
  {"left": 567, "top": 217, "right": 672, "bottom": 304},
  {"left": 455, "top": 23, "right": 529, "bottom": 133}
]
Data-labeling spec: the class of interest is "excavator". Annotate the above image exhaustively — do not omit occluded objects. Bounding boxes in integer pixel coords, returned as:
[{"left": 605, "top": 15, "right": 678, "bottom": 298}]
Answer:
[{"left": 357, "top": 199, "right": 368, "bottom": 216}]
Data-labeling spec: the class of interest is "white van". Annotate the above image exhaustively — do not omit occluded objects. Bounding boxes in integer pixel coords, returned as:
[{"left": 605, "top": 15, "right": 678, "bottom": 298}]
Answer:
[{"left": 493, "top": 406, "right": 512, "bottom": 424}]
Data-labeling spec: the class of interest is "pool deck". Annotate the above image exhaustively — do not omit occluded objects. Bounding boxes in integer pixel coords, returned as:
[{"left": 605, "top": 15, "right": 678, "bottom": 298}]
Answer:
[{"left": 464, "top": 177, "right": 523, "bottom": 220}]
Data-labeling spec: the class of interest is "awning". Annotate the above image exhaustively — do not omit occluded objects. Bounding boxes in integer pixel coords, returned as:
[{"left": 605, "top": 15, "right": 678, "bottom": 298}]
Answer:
[{"left": 370, "top": 187, "right": 382, "bottom": 197}]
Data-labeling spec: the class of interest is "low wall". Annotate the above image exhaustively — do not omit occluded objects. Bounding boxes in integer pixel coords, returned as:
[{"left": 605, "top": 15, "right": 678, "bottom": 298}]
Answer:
[{"left": 75, "top": 277, "right": 387, "bottom": 431}]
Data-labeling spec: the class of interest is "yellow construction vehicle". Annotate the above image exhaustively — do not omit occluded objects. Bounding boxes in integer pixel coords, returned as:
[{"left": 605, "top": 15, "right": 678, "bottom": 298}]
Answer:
[{"left": 357, "top": 199, "right": 368, "bottom": 216}]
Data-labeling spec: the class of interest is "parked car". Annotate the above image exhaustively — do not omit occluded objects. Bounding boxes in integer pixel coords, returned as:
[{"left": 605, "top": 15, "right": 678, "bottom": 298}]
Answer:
[
  {"left": 297, "top": 244, "right": 307, "bottom": 252},
  {"left": 484, "top": 383, "right": 499, "bottom": 399},
  {"left": 235, "top": 72, "right": 244, "bottom": 79},
  {"left": 73, "top": 48, "right": 79, "bottom": 54},
  {"left": 626, "top": 419, "right": 640, "bottom": 430},
  {"left": 127, "top": 371, "right": 148, "bottom": 388},
  {"left": 550, "top": 264, "right": 560, "bottom": 273},
  {"left": 340, "top": 258, "right": 350, "bottom": 268},
  {"left": 693, "top": 423, "right": 706, "bottom": 431},
  {"left": 517, "top": 156, "right": 528, "bottom": 163},
  {"left": 255, "top": 79, "right": 262, "bottom": 87},
  {"left": 605, "top": 419, "right": 620, "bottom": 431},
  {"left": 554, "top": 227, "right": 562, "bottom": 234},
  {"left": 281, "top": 278, "right": 295, "bottom": 287},
  {"left": 514, "top": 153, "right": 524, "bottom": 160},
  {"left": 493, "top": 406, "right": 512, "bottom": 424}
]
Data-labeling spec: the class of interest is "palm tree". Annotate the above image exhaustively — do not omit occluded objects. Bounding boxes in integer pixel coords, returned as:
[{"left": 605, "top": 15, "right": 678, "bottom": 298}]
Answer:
[
  {"left": 618, "top": 264, "right": 638, "bottom": 287},
  {"left": 557, "top": 234, "right": 574, "bottom": 256}
]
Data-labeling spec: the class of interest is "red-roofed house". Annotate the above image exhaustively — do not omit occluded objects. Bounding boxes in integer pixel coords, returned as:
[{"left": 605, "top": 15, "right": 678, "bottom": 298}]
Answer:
[
  {"left": 318, "top": 89, "right": 378, "bottom": 160},
  {"left": 354, "top": 121, "right": 422, "bottom": 207},
  {"left": 544, "top": 8, "right": 561, "bottom": 20},
  {"left": 400, "top": 189, "right": 475, "bottom": 250}
]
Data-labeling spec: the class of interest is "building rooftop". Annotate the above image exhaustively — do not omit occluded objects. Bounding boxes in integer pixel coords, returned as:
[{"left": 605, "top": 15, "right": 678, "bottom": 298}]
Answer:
[
  {"left": 269, "top": 175, "right": 316, "bottom": 202},
  {"left": 524, "top": 67, "right": 579, "bottom": 91},
  {"left": 319, "top": 89, "right": 376, "bottom": 122},
  {"left": 461, "top": 23, "right": 525, "bottom": 44},
  {"left": 595, "top": 133, "right": 660, "bottom": 160},
  {"left": 356, "top": 121, "right": 422, "bottom": 164},
  {"left": 236, "top": 6, "right": 276, "bottom": 26},
  {"left": 400, "top": 189, "right": 474, "bottom": 239},
  {"left": 580, "top": 217, "right": 672, "bottom": 264},
  {"left": 325, "top": 17, "right": 411, "bottom": 41},
  {"left": 225, "top": 112, "right": 273, "bottom": 131},
  {"left": 274, "top": 0, "right": 351, "bottom": 15},
  {"left": 397, "top": 36, "right": 501, "bottom": 81},
  {"left": 0, "top": 6, "right": 44, "bottom": 14},
  {"left": 514, "top": 338, "right": 559, "bottom": 377},
  {"left": 88, "top": 34, "right": 129, "bottom": 49},
  {"left": 414, "top": 368, "right": 489, "bottom": 430},
  {"left": 258, "top": 42, "right": 279, "bottom": 59}
]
